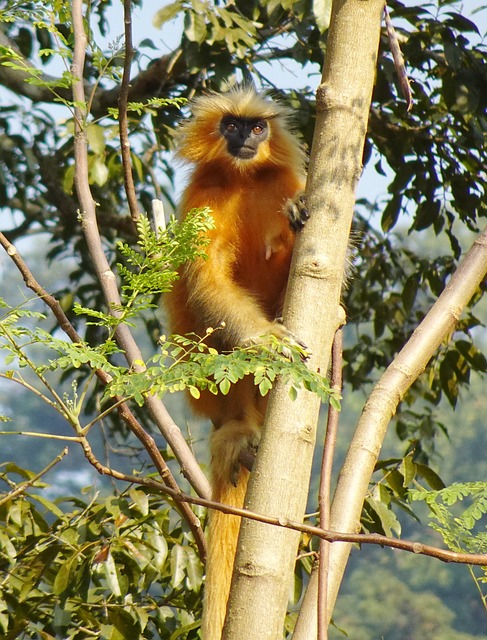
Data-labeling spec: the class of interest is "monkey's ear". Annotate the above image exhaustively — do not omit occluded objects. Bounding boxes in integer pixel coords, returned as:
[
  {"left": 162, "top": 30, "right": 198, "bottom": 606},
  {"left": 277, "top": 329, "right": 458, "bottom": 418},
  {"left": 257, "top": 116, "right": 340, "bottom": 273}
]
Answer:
[{"left": 285, "top": 193, "right": 309, "bottom": 231}]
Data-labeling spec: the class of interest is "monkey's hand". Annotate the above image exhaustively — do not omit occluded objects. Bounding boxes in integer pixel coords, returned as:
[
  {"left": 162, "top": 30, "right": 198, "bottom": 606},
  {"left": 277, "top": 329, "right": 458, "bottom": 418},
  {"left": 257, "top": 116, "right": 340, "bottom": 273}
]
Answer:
[
  {"left": 241, "top": 320, "right": 310, "bottom": 361},
  {"left": 285, "top": 193, "right": 309, "bottom": 231}
]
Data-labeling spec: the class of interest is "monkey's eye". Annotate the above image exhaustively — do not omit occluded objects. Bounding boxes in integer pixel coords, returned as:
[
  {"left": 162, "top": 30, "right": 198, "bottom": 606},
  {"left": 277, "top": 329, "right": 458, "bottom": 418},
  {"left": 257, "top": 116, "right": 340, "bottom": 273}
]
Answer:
[
  {"left": 252, "top": 124, "right": 265, "bottom": 135},
  {"left": 225, "top": 121, "right": 238, "bottom": 132}
]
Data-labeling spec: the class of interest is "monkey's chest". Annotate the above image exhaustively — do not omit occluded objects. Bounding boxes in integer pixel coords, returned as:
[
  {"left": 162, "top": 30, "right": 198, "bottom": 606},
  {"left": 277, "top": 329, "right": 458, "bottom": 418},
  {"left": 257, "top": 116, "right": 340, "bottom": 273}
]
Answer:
[{"left": 233, "top": 226, "right": 293, "bottom": 315}]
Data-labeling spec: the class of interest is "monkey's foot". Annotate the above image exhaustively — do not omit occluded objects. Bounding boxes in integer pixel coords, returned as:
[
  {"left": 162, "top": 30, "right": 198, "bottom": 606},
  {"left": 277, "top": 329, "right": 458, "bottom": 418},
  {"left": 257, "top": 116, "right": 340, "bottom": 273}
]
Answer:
[
  {"left": 211, "top": 420, "right": 261, "bottom": 488},
  {"left": 237, "top": 442, "right": 258, "bottom": 475}
]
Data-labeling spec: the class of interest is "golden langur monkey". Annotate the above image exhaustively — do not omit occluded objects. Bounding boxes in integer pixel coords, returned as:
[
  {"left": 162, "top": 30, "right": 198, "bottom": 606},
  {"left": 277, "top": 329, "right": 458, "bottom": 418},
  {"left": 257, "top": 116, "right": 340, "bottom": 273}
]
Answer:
[{"left": 166, "top": 86, "right": 307, "bottom": 639}]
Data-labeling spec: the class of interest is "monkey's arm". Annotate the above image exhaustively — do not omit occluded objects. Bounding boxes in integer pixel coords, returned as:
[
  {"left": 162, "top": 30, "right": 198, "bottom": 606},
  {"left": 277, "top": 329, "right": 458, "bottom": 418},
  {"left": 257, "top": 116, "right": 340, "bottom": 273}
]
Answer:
[{"left": 184, "top": 241, "right": 288, "bottom": 351}]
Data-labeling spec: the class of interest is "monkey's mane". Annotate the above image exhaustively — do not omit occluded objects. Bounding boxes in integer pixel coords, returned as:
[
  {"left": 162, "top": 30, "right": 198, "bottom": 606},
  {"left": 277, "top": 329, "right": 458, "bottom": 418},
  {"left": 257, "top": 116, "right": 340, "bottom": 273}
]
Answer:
[{"left": 176, "top": 86, "right": 305, "bottom": 174}]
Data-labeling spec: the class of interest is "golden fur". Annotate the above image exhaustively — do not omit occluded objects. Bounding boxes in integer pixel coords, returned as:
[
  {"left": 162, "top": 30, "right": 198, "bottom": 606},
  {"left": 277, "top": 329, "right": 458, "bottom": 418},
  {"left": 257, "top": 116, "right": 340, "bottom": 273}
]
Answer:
[{"left": 166, "top": 86, "right": 305, "bottom": 638}]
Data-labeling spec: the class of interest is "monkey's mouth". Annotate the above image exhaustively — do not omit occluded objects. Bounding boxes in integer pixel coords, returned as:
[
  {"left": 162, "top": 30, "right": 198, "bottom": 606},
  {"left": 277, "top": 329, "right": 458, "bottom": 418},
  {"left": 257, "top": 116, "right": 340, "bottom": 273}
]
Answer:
[{"left": 230, "top": 145, "right": 257, "bottom": 160}]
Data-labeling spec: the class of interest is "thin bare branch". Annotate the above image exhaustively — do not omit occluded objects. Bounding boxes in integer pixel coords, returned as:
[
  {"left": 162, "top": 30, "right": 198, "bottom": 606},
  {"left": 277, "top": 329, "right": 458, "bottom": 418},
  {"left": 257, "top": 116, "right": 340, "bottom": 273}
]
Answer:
[
  {"left": 118, "top": 0, "right": 140, "bottom": 224},
  {"left": 59, "top": 456, "right": 487, "bottom": 568},
  {"left": 384, "top": 3, "right": 413, "bottom": 111},
  {"left": 0, "top": 431, "right": 81, "bottom": 442},
  {"left": 0, "top": 448, "right": 68, "bottom": 506},
  {"left": 318, "top": 328, "right": 343, "bottom": 640}
]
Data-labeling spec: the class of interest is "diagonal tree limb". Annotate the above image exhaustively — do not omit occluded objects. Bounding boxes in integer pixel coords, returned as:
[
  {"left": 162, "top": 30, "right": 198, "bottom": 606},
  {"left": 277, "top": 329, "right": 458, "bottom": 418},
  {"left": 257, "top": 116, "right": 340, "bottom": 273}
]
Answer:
[
  {"left": 327, "top": 223, "right": 487, "bottom": 611},
  {"left": 70, "top": 0, "right": 210, "bottom": 501},
  {"left": 296, "top": 223, "right": 487, "bottom": 637}
]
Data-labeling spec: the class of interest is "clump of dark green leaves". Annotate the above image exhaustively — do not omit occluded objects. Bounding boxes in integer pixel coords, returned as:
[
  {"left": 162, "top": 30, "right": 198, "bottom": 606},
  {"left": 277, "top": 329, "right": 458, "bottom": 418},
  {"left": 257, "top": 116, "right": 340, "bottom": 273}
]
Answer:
[{"left": 0, "top": 472, "right": 203, "bottom": 639}]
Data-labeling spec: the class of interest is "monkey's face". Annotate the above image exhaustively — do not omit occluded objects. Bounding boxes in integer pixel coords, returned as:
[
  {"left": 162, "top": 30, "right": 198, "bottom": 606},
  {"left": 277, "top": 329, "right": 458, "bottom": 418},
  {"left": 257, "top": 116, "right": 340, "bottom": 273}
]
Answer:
[{"left": 219, "top": 116, "right": 269, "bottom": 160}]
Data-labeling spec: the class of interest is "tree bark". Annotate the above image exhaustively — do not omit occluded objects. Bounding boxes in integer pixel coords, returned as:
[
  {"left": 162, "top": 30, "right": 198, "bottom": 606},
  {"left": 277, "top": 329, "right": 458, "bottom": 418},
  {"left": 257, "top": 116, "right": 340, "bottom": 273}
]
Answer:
[{"left": 222, "top": 1, "right": 385, "bottom": 637}]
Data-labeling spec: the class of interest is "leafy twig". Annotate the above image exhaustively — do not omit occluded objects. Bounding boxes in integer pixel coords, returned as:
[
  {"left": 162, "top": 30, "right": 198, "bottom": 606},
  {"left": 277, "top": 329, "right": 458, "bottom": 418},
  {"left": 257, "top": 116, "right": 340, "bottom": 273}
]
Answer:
[{"left": 0, "top": 329, "right": 73, "bottom": 422}]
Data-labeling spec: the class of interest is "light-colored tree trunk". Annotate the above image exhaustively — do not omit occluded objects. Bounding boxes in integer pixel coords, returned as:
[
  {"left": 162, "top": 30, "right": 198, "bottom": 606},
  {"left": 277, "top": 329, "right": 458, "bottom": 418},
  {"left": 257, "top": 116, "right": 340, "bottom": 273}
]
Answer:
[{"left": 222, "top": 1, "right": 385, "bottom": 637}]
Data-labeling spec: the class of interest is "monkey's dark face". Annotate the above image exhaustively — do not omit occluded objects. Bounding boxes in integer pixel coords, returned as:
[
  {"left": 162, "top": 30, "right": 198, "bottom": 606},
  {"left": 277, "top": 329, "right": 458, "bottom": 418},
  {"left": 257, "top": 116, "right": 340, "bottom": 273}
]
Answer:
[{"left": 220, "top": 115, "right": 269, "bottom": 160}]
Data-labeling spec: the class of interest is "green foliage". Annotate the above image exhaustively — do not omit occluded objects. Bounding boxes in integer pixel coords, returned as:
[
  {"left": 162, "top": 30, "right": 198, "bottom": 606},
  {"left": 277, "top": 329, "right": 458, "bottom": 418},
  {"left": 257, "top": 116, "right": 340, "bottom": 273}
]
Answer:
[
  {"left": 116, "top": 211, "right": 213, "bottom": 304},
  {"left": 329, "top": 564, "right": 485, "bottom": 640},
  {"left": 106, "top": 332, "right": 336, "bottom": 408},
  {"left": 107, "top": 97, "right": 187, "bottom": 120},
  {"left": 411, "top": 483, "right": 487, "bottom": 555},
  {"left": 357, "top": 451, "right": 444, "bottom": 538},
  {"left": 0, "top": 469, "right": 203, "bottom": 639},
  {"left": 1, "top": 209, "right": 335, "bottom": 429},
  {"left": 410, "top": 482, "right": 487, "bottom": 612}
]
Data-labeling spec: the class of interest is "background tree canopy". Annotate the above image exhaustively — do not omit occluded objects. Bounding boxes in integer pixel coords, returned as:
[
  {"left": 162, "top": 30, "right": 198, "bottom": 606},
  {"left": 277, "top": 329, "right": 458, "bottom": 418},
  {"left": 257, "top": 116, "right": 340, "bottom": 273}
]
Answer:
[{"left": 0, "top": 1, "right": 486, "bottom": 638}]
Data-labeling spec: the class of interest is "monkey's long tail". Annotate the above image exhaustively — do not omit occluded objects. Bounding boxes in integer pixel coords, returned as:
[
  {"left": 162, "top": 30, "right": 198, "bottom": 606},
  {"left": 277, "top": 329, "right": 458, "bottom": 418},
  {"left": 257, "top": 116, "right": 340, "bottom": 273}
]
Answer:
[{"left": 201, "top": 471, "right": 249, "bottom": 640}]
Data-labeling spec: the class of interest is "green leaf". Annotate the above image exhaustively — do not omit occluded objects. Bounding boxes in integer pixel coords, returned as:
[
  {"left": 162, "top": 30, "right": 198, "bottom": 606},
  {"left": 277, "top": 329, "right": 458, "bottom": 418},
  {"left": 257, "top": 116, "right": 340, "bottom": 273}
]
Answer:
[
  {"left": 153, "top": 1, "right": 183, "bottom": 28},
  {"left": 31, "top": 493, "right": 65, "bottom": 518},
  {"left": 399, "top": 454, "right": 416, "bottom": 487},
  {"left": 185, "top": 547, "right": 202, "bottom": 591},
  {"left": 171, "top": 544, "right": 186, "bottom": 589},
  {"left": 184, "top": 11, "right": 207, "bottom": 43},
  {"left": 170, "top": 620, "right": 201, "bottom": 640},
  {"left": 329, "top": 395, "right": 341, "bottom": 411},
  {"left": 104, "top": 551, "right": 122, "bottom": 598},
  {"left": 385, "top": 469, "right": 407, "bottom": 499},
  {"left": 53, "top": 550, "right": 80, "bottom": 595},
  {"left": 312, "top": 0, "right": 332, "bottom": 32},
  {"left": 288, "top": 386, "right": 298, "bottom": 401},
  {"left": 415, "top": 464, "right": 446, "bottom": 490},
  {"left": 63, "top": 163, "right": 75, "bottom": 193},
  {"left": 130, "top": 488, "right": 149, "bottom": 516},
  {"left": 365, "top": 496, "right": 401, "bottom": 537},
  {"left": 188, "top": 385, "right": 200, "bottom": 399},
  {"left": 147, "top": 530, "right": 168, "bottom": 572},
  {"left": 219, "top": 377, "right": 231, "bottom": 395},
  {"left": 413, "top": 199, "right": 441, "bottom": 232},
  {"left": 86, "top": 123, "right": 106, "bottom": 154},
  {"left": 381, "top": 194, "right": 402, "bottom": 231},
  {"left": 402, "top": 273, "right": 420, "bottom": 314},
  {"left": 90, "top": 157, "right": 109, "bottom": 187},
  {"left": 258, "top": 377, "right": 272, "bottom": 396}
]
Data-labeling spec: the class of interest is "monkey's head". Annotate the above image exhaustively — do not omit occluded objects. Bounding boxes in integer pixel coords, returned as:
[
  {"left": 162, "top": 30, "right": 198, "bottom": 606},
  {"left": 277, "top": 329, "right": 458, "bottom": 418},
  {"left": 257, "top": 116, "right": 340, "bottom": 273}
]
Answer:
[
  {"left": 176, "top": 86, "right": 305, "bottom": 174},
  {"left": 219, "top": 114, "right": 269, "bottom": 161}
]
